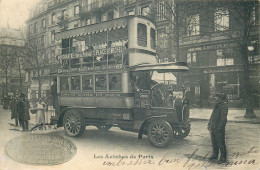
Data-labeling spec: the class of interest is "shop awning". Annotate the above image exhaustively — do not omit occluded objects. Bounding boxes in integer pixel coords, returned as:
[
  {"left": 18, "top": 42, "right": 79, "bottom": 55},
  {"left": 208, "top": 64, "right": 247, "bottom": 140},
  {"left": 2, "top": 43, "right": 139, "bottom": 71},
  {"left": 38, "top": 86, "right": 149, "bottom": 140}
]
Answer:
[
  {"left": 55, "top": 17, "right": 128, "bottom": 40},
  {"left": 130, "top": 62, "right": 189, "bottom": 72}
]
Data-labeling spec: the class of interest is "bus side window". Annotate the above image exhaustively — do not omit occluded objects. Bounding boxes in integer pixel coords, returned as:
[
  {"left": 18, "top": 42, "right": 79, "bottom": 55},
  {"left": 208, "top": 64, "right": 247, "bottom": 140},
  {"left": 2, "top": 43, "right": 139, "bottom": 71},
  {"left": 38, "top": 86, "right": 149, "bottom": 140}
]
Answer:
[
  {"left": 95, "top": 74, "right": 107, "bottom": 91},
  {"left": 60, "top": 77, "right": 69, "bottom": 91},
  {"left": 109, "top": 74, "right": 121, "bottom": 91},
  {"left": 71, "top": 76, "right": 80, "bottom": 91},
  {"left": 137, "top": 23, "right": 147, "bottom": 47},
  {"left": 83, "top": 75, "right": 93, "bottom": 91}
]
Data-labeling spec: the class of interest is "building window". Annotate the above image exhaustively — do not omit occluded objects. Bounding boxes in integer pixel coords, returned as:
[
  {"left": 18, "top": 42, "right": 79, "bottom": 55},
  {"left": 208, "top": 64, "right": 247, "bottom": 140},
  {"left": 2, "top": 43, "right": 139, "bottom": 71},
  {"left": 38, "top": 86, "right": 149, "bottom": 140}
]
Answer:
[
  {"left": 96, "top": 13, "right": 102, "bottom": 23},
  {"left": 62, "top": 9, "right": 68, "bottom": 18},
  {"left": 216, "top": 49, "right": 234, "bottom": 66},
  {"left": 95, "top": 74, "right": 107, "bottom": 91},
  {"left": 86, "top": 18, "right": 91, "bottom": 25},
  {"left": 187, "top": 14, "right": 200, "bottom": 36},
  {"left": 108, "top": 11, "right": 114, "bottom": 20},
  {"left": 137, "top": 23, "right": 147, "bottom": 47},
  {"left": 41, "top": 35, "right": 45, "bottom": 46},
  {"left": 60, "top": 77, "right": 69, "bottom": 91},
  {"left": 29, "top": 25, "right": 33, "bottom": 35},
  {"left": 51, "top": 31, "right": 55, "bottom": 43},
  {"left": 150, "top": 28, "right": 156, "bottom": 50},
  {"left": 83, "top": 75, "right": 93, "bottom": 91},
  {"left": 62, "top": 38, "right": 73, "bottom": 54},
  {"left": 42, "top": 19, "right": 46, "bottom": 28},
  {"left": 214, "top": 8, "right": 229, "bottom": 31},
  {"left": 74, "top": 5, "right": 79, "bottom": 16},
  {"left": 128, "top": 10, "right": 135, "bottom": 15},
  {"left": 52, "top": 13, "right": 56, "bottom": 24},
  {"left": 251, "top": 6, "right": 256, "bottom": 25},
  {"left": 157, "top": 1, "right": 165, "bottom": 21},
  {"left": 71, "top": 76, "right": 80, "bottom": 91},
  {"left": 195, "top": 85, "right": 200, "bottom": 96},
  {"left": 141, "top": 6, "right": 150, "bottom": 16},
  {"left": 109, "top": 74, "right": 121, "bottom": 91},
  {"left": 34, "top": 22, "right": 38, "bottom": 33},
  {"left": 187, "top": 52, "right": 197, "bottom": 64}
]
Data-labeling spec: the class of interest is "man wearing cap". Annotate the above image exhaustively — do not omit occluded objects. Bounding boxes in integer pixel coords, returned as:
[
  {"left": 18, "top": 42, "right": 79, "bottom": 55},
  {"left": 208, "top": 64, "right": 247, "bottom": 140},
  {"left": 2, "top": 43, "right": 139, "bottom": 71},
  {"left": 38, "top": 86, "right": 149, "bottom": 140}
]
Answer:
[
  {"left": 208, "top": 92, "right": 228, "bottom": 164},
  {"left": 17, "top": 93, "right": 30, "bottom": 132}
]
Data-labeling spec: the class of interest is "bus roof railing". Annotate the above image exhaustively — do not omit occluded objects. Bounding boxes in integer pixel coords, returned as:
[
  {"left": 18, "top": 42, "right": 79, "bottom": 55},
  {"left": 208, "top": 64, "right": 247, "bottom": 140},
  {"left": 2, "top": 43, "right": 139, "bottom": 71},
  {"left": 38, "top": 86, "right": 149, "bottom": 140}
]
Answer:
[{"left": 129, "top": 62, "right": 189, "bottom": 72}]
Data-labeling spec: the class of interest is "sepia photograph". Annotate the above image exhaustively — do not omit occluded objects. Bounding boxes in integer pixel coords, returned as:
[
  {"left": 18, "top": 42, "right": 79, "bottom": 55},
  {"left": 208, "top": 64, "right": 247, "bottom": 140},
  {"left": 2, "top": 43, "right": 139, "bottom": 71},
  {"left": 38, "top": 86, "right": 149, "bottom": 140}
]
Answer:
[{"left": 0, "top": 0, "right": 259, "bottom": 169}]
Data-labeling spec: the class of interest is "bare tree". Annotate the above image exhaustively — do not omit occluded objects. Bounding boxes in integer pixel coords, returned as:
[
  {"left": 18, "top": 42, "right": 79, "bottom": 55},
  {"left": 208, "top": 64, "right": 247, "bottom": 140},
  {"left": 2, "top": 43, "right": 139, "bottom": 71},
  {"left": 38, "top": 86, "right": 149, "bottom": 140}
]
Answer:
[
  {"left": 0, "top": 46, "right": 17, "bottom": 96},
  {"left": 20, "top": 34, "right": 50, "bottom": 98},
  {"left": 197, "top": 1, "right": 259, "bottom": 118}
]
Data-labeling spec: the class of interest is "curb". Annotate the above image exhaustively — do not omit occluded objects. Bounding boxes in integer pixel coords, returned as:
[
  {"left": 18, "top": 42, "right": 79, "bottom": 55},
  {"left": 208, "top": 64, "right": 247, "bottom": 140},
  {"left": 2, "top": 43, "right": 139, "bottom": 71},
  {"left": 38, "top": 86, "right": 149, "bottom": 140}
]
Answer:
[{"left": 190, "top": 118, "right": 260, "bottom": 124}]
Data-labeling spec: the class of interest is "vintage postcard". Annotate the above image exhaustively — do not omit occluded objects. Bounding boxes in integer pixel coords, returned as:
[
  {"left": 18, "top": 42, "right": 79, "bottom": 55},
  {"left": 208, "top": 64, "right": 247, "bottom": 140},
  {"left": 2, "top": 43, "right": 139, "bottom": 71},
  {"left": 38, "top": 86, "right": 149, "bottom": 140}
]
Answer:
[{"left": 0, "top": 0, "right": 259, "bottom": 169}]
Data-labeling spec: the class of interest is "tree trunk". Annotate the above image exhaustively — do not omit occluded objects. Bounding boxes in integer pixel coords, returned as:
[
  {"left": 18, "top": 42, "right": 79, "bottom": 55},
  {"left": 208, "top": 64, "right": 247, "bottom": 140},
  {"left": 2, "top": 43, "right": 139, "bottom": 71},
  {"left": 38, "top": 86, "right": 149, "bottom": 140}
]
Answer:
[
  {"left": 241, "top": 44, "right": 256, "bottom": 118},
  {"left": 37, "top": 69, "right": 42, "bottom": 99},
  {"left": 5, "top": 68, "right": 8, "bottom": 96},
  {"left": 18, "top": 57, "right": 23, "bottom": 91}
]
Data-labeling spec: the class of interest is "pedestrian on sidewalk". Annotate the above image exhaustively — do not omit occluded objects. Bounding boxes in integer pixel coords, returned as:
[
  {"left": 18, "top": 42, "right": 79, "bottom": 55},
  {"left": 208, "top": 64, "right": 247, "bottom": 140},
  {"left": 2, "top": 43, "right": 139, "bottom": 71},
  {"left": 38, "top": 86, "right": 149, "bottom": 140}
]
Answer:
[
  {"left": 34, "top": 97, "right": 47, "bottom": 125},
  {"left": 10, "top": 93, "right": 19, "bottom": 127},
  {"left": 207, "top": 91, "right": 228, "bottom": 164},
  {"left": 17, "top": 93, "right": 30, "bottom": 132}
]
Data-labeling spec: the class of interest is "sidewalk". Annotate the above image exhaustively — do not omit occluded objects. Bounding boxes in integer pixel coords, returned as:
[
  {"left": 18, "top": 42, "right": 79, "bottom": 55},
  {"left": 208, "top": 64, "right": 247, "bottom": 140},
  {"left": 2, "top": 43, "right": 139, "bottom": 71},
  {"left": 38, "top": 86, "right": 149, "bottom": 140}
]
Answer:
[{"left": 190, "top": 108, "right": 260, "bottom": 124}]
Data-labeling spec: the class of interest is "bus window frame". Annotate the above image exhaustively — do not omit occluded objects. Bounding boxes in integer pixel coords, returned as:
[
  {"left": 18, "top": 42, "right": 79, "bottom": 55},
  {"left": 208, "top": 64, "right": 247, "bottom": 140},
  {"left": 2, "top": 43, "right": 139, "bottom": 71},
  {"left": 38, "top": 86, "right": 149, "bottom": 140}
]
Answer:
[
  {"left": 108, "top": 73, "right": 121, "bottom": 92},
  {"left": 60, "top": 76, "right": 70, "bottom": 92},
  {"left": 137, "top": 23, "right": 147, "bottom": 47},
  {"left": 95, "top": 74, "right": 107, "bottom": 92},
  {"left": 82, "top": 74, "right": 94, "bottom": 92},
  {"left": 71, "top": 75, "right": 81, "bottom": 91}
]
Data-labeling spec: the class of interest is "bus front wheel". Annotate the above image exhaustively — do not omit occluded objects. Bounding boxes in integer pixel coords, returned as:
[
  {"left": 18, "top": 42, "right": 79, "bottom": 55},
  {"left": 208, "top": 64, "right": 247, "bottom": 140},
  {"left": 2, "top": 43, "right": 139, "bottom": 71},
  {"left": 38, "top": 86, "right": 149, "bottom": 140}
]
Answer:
[
  {"left": 63, "top": 109, "right": 85, "bottom": 137},
  {"left": 147, "top": 120, "right": 173, "bottom": 148}
]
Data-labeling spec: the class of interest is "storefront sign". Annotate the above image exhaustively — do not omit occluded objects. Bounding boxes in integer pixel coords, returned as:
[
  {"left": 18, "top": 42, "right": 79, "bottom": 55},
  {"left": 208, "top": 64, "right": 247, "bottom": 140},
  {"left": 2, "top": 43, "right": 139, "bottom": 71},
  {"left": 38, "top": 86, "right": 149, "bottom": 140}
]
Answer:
[
  {"left": 203, "top": 67, "right": 243, "bottom": 74},
  {"left": 188, "top": 42, "right": 239, "bottom": 52},
  {"left": 58, "top": 64, "right": 123, "bottom": 73},
  {"left": 59, "top": 46, "right": 126, "bottom": 60}
]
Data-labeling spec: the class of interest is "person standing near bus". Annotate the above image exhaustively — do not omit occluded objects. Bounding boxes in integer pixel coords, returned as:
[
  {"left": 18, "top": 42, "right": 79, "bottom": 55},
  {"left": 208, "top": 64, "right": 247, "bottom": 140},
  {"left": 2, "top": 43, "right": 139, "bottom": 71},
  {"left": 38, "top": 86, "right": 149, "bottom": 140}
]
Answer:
[
  {"left": 208, "top": 92, "right": 228, "bottom": 164},
  {"left": 10, "top": 93, "right": 19, "bottom": 127},
  {"left": 17, "top": 93, "right": 30, "bottom": 132},
  {"left": 35, "top": 97, "right": 46, "bottom": 125}
]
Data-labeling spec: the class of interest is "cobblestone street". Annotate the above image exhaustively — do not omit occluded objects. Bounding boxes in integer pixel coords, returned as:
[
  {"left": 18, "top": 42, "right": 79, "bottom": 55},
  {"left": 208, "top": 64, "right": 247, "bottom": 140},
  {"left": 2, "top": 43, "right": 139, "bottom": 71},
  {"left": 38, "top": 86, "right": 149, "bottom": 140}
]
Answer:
[{"left": 0, "top": 107, "right": 259, "bottom": 170}]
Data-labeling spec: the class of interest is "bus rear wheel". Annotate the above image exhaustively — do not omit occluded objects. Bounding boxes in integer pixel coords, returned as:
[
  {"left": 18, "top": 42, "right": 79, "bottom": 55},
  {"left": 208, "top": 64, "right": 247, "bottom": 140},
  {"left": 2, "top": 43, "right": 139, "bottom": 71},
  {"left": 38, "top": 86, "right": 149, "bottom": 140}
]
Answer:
[
  {"left": 147, "top": 120, "right": 173, "bottom": 148},
  {"left": 63, "top": 110, "right": 85, "bottom": 137}
]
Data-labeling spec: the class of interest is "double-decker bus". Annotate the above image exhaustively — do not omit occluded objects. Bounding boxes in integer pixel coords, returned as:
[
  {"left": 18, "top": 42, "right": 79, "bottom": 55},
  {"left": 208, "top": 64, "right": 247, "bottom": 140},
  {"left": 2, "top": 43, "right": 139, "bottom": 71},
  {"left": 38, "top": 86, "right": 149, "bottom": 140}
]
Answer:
[{"left": 52, "top": 16, "right": 190, "bottom": 147}]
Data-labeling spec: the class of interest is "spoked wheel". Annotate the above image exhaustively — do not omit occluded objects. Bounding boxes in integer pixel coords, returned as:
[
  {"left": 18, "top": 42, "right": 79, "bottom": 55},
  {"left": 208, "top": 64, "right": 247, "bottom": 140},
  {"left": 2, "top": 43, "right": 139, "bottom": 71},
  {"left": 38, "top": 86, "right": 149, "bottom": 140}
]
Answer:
[
  {"left": 96, "top": 123, "right": 112, "bottom": 131},
  {"left": 30, "top": 123, "right": 57, "bottom": 133},
  {"left": 147, "top": 120, "right": 173, "bottom": 148},
  {"left": 173, "top": 125, "right": 191, "bottom": 139},
  {"left": 63, "top": 110, "right": 85, "bottom": 137}
]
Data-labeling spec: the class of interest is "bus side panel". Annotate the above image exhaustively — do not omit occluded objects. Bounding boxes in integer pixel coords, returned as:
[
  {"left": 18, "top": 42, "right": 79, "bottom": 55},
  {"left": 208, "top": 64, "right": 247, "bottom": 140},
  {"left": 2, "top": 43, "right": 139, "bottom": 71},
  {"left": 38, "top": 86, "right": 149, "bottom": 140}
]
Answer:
[{"left": 60, "top": 96, "right": 134, "bottom": 108}]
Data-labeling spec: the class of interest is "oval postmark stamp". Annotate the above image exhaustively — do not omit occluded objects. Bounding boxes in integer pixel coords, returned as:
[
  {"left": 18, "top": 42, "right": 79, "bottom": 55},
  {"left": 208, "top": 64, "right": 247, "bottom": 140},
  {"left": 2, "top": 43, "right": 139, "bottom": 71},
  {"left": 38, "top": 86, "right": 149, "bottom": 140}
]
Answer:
[{"left": 5, "top": 133, "right": 77, "bottom": 165}]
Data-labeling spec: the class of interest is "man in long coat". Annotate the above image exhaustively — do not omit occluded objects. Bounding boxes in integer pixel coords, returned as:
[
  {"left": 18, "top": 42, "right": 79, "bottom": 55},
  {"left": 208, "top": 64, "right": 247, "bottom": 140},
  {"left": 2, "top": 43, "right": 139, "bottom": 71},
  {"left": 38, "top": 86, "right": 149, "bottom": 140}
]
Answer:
[
  {"left": 208, "top": 92, "right": 228, "bottom": 164},
  {"left": 17, "top": 93, "right": 30, "bottom": 132},
  {"left": 10, "top": 94, "right": 19, "bottom": 126}
]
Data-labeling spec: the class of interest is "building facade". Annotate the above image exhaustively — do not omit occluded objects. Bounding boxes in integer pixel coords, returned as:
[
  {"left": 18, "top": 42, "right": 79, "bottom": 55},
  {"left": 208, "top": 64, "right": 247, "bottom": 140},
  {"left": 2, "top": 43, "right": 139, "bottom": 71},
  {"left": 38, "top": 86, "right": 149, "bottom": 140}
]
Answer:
[
  {"left": 178, "top": 1, "right": 260, "bottom": 107},
  {"left": 25, "top": 0, "right": 175, "bottom": 103},
  {"left": 26, "top": 0, "right": 81, "bottom": 103},
  {"left": 0, "top": 27, "right": 25, "bottom": 99}
]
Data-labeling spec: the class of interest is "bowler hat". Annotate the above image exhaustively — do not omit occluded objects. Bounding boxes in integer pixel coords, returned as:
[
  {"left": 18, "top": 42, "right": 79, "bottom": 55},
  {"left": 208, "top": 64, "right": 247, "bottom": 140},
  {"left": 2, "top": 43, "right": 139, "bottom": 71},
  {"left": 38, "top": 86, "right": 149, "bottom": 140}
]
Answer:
[{"left": 215, "top": 92, "right": 227, "bottom": 100}]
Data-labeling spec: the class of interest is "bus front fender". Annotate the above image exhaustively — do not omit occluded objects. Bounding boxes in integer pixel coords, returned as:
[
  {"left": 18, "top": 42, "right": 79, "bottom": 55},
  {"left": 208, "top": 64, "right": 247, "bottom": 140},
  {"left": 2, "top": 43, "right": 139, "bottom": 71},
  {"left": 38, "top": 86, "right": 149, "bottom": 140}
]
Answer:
[{"left": 138, "top": 115, "right": 167, "bottom": 140}]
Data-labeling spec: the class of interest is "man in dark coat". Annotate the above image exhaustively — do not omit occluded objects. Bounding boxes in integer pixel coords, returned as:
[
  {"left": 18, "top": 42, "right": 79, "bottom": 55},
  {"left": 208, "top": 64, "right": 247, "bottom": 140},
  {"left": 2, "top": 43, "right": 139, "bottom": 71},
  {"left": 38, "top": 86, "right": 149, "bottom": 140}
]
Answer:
[
  {"left": 208, "top": 92, "right": 228, "bottom": 164},
  {"left": 17, "top": 93, "right": 30, "bottom": 132},
  {"left": 11, "top": 94, "right": 19, "bottom": 126}
]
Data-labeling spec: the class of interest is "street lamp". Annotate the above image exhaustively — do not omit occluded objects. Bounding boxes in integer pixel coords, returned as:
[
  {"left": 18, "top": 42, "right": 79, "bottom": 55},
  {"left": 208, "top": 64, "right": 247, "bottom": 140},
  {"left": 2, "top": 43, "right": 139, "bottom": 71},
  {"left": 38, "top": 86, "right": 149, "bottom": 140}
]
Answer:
[
  {"left": 248, "top": 45, "right": 254, "bottom": 52},
  {"left": 248, "top": 45, "right": 255, "bottom": 63}
]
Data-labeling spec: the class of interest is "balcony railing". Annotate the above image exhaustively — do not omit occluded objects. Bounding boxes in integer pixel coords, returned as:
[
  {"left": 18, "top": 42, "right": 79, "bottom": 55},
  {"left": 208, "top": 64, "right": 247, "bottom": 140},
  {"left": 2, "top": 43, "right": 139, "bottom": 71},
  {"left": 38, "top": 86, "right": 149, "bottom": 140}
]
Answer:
[{"left": 80, "top": 0, "right": 122, "bottom": 14}]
